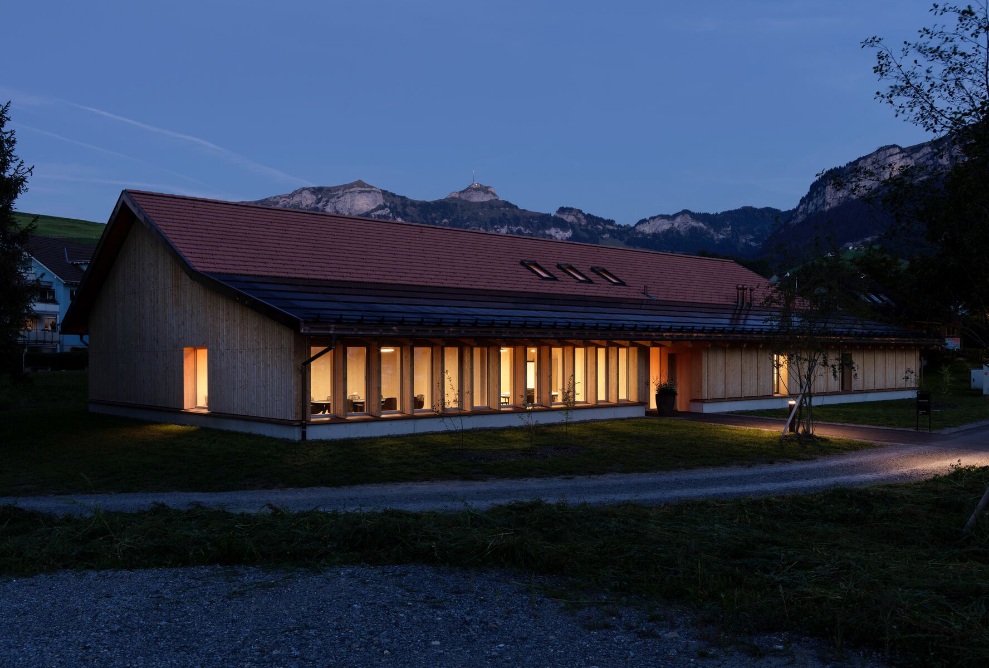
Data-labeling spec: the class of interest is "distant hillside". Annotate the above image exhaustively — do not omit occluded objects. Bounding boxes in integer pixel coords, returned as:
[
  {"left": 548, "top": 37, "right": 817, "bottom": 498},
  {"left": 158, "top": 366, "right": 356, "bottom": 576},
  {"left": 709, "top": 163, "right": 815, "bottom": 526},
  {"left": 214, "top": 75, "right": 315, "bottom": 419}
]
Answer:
[
  {"left": 253, "top": 181, "right": 778, "bottom": 258},
  {"left": 762, "top": 138, "right": 958, "bottom": 255},
  {"left": 13, "top": 212, "right": 103, "bottom": 242},
  {"left": 255, "top": 137, "right": 953, "bottom": 262},
  {"left": 254, "top": 181, "right": 633, "bottom": 247},
  {"left": 630, "top": 207, "right": 789, "bottom": 257}
]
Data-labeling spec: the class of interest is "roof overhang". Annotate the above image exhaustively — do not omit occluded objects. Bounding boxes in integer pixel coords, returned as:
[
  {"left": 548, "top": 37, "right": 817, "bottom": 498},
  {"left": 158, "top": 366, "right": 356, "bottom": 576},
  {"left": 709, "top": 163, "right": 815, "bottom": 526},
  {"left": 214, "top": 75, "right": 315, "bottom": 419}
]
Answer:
[{"left": 207, "top": 273, "right": 935, "bottom": 345}]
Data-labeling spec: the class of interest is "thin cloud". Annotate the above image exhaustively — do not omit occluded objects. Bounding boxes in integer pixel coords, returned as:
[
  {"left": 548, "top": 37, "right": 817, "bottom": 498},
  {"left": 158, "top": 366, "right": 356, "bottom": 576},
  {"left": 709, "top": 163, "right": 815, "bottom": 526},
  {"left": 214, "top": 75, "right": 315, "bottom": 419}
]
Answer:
[
  {"left": 0, "top": 86, "right": 52, "bottom": 107},
  {"left": 68, "top": 102, "right": 314, "bottom": 186},
  {"left": 19, "top": 124, "right": 219, "bottom": 190},
  {"left": 33, "top": 172, "right": 235, "bottom": 200}
]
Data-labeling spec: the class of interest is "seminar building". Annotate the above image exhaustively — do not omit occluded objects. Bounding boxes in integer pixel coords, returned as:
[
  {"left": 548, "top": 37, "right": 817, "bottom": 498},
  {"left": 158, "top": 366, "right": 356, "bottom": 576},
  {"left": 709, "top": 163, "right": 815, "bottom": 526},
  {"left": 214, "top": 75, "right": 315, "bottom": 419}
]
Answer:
[{"left": 63, "top": 191, "right": 928, "bottom": 440}]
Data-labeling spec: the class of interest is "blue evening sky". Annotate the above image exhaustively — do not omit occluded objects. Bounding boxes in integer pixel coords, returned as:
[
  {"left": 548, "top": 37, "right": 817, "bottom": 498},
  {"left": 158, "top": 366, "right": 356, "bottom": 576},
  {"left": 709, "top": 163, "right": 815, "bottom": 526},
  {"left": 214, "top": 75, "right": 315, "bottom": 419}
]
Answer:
[{"left": 4, "top": 1, "right": 936, "bottom": 225}]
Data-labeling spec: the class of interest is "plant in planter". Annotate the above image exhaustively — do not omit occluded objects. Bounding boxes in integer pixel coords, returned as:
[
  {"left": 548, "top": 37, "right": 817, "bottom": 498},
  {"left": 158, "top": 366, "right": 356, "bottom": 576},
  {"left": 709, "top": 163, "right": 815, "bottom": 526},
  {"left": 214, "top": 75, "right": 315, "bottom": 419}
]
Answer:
[{"left": 654, "top": 379, "right": 678, "bottom": 416}]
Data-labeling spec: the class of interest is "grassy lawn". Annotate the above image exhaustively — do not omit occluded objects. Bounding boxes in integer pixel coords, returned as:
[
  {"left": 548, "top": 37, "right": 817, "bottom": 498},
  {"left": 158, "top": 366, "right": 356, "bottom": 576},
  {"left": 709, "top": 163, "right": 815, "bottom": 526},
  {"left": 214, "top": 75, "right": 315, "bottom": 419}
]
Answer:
[
  {"left": 0, "top": 371, "right": 874, "bottom": 496},
  {"left": 737, "top": 360, "right": 989, "bottom": 429},
  {"left": 14, "top": 211, "right": 103, "bottom": 241},
  {"left": 3, "top": 467, "right": 989, "bottom": 665},
  {"left": 5, "top": 371, "right": 989, "bottom": 664}
]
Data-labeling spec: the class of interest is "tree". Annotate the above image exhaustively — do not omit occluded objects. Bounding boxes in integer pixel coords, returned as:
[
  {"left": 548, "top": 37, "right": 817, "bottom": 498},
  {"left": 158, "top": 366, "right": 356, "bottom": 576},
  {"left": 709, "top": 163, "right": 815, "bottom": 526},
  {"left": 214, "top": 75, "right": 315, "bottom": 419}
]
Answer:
[
  {"left": 764, "top": 242, "right": 873, "bottom": 437},
  {"left": 866, "top": 3, "right": 989, "bottom": 532},
  {"left": 863, "top": 2, "right": 989, "bottom": 353},
  {"left": 0, "top": 101, "right": 36, "bottom": 375},
  {"left": 863, "top": 2, "right": 989, "bottom": 136}
]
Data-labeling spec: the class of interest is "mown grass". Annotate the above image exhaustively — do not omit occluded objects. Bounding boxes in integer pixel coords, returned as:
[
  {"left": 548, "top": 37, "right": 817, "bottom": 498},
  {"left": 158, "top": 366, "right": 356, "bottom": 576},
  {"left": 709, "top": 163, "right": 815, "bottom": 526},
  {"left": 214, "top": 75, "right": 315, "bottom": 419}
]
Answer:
[
  {"left": 14, "top": 211, "right": 103, "bottom": 241},
  {"left": 0, "top": 371, "right": 872, "bottom": 496},
  {"left": 3, "top": 466, "right": 989, "bottom": 666}
]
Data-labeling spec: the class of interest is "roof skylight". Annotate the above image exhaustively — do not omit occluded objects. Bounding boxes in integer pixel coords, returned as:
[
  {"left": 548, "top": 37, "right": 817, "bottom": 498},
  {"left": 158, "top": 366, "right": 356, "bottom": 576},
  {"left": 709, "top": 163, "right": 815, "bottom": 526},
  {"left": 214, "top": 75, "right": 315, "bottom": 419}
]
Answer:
[
  {"left": 520, "top": 260, "right": 557, "bottom": 280},
  {"left": 590, "top": 266, "right": 625, "bottom": 285},
  {"left": 557, "top": 263, "right": 592, "bottom": 283}
]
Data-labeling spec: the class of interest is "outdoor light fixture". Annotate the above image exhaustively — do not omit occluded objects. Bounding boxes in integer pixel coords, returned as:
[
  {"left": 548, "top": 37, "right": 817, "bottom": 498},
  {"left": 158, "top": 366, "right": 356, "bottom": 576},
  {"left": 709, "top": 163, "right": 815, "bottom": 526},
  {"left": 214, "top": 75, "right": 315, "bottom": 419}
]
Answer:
[{"left": 381, "top": 347, "right": 395, "bottom": 353}]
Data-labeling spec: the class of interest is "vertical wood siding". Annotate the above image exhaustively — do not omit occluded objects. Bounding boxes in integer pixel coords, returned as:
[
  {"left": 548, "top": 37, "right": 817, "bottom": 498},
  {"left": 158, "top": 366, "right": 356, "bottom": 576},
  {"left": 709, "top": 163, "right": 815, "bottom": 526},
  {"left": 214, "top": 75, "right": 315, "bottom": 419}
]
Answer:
[
  {"left": 88, "top": 222, "right": 300, "bottom": 420},
  {"left": 697, "top": 345, "right": 919, "bottom": 401}
]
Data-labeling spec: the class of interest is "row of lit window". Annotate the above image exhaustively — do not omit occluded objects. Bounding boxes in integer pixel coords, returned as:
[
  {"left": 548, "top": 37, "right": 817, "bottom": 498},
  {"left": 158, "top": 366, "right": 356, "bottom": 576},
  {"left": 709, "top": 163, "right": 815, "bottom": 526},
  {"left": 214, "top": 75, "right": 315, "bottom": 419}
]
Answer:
[{"left": 309, "top": 344, "right": 633, "bottom": 417}]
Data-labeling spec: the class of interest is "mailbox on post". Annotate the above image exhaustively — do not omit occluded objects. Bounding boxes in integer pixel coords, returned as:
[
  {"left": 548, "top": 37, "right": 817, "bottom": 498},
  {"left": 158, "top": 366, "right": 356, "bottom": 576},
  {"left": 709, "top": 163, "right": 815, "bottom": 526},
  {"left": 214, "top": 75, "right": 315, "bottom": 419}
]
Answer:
[{"left": 916, "top": 390, "right": 932, "bottom": 432}]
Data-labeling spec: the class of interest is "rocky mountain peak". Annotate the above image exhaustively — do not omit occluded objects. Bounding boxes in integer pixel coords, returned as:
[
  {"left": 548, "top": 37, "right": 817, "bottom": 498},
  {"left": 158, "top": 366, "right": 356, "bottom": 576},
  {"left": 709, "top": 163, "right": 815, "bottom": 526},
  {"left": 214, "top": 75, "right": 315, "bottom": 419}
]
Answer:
[
  {"left": 253, "top": 180, "right": 387, "bottom": 217},
  {"left": 252, "top": 134, "right": 953, "bottom": 261},
  {"left": 446, "top": 182, "right": 499, "bottom": 202},
  {"left": 790, "top": 137, "right": 957, "bottom": 225}
]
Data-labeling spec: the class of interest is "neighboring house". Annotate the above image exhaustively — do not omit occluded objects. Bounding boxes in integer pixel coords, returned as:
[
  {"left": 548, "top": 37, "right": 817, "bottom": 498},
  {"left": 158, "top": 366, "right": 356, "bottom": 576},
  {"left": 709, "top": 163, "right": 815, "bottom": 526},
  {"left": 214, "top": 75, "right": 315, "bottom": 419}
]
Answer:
[
  {"left": 20, "top": 236, "right": 94, "bottom": 353},
  {"left": 62, "top": 191, "right": 932, "bottom": 440}
]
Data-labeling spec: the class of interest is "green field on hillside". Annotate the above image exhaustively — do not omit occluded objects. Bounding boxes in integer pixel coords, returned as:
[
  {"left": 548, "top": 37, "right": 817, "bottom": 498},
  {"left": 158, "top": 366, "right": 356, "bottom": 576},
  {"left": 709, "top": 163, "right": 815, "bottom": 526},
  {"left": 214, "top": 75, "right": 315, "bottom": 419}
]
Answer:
[{"left": 13, "top": 212, "right": 103, "bottom": 242}]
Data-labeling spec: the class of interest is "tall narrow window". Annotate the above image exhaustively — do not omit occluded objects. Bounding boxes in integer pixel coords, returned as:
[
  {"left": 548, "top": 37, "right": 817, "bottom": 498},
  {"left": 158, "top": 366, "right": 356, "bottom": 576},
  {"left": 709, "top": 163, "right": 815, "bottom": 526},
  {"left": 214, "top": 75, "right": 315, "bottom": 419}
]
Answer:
[
  {"left": 773, "top": 353, "right": 788, "bottom": 395},
  {"left": 472, "top": 347, "right": 488, "bottom": 408},
  {"left": 551, "top": 347, "right": 564, "bottom": 404},
  {"left": 346, "top": 347, "right": 368, "bottom": 413},
  {"left": 413, "top": 347, "right": 432, "bottom": 411},
  {"left": 195, "top": 348, "right": 208, "bottom": 408},
  {"left": 184, "top": 347, "right": 208, "bottom": 410},
  {"left": 526, "top": 347, "right": 538, "bottom": 404},
  {"left": 840, "top": 352, "right": 853, "bottom": 392},
  {"left": 499, "top": 347, "right": 514, "bottom": 407},
  {"left": 574, "top": 347, "right": 586, "bottom": 402},
  {"left": 597, "top": 347, "right": 607, "bottom": 402},
  {"left": 310, "top": 346, "right": 333, "bottom": 415},
  {"left": 443, "top": 347, "right": 460, "bottom": 410},
  {"left": 380, "top": 346, "right": 401, "bottom": 412},
  {"left": 618, "top": 347, "right": 629, "bottom": 401}
]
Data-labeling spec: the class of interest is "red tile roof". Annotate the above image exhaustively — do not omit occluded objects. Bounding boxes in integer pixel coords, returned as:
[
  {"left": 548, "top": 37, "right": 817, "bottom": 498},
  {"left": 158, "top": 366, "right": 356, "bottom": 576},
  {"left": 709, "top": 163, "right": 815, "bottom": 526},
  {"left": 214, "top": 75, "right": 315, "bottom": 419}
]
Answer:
[{"left": 126, "top": 190, "right": 769, "bottom": 307}]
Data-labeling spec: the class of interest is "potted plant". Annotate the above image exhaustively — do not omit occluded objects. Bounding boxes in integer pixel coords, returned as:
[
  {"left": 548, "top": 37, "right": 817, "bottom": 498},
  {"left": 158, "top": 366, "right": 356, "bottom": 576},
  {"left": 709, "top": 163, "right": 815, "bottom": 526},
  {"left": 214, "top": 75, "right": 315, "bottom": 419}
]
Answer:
[{"left": 654, "top": 379, "right": 678, "bottom": 416}]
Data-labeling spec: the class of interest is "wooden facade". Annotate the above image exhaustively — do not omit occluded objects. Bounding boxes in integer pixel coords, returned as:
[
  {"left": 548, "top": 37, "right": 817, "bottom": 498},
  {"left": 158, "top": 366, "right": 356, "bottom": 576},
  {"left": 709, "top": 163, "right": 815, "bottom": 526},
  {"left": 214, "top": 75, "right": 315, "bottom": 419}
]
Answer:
[
  {"left": 87, "top": 222, "right": 303, "bottom": 420},
  {"left": 689, "top": 346, "right": 920, "bottom": 402},
  {"left": 64, "top": 191, "right": 933, "bottom": 440}
]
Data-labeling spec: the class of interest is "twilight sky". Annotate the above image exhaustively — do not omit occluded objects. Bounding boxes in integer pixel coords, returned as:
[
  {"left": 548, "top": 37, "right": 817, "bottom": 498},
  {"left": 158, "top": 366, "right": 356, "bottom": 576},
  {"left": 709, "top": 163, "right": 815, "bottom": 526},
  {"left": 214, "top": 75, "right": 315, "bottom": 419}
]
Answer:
[{"left": 4, "top": 0, "right": 937, "bottom": 225}]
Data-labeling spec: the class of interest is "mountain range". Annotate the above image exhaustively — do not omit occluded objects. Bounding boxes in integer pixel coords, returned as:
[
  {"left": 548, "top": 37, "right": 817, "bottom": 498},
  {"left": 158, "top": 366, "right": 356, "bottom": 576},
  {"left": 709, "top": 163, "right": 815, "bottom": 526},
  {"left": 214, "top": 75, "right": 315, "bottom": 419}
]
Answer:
[{"left": 252, "top": 138, "right": 951, "bottom": 261}]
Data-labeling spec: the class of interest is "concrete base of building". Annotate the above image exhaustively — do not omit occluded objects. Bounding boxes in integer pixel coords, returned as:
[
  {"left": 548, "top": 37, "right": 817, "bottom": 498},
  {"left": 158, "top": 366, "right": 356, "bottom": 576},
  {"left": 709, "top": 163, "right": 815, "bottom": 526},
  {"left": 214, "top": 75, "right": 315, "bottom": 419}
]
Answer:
[
  {"left": 305, "top": 404, "right": 645, "bottom": 440},
  {"left": 90, "top": 402, "right": 647, "bottom": 442},
  {"left": 90, "top": 402, "right": 305, "bottom": 440},
  {"left": 689, "top": 389, "right": 918, "bottom": 414}
]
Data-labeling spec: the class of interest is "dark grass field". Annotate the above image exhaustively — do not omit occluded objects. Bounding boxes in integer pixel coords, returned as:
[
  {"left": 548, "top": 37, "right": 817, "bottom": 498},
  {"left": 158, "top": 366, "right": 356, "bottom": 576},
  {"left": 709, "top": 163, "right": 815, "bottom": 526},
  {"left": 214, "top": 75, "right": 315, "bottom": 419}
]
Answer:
[
  {"left": 0, "top": 371, "right": 871, "bottom": 496},
  {"left": 4, "top": 370, "right": 989, "bottom": 665},
  {"left": 3, "top": 467, "right": 989, "bottom": 666}
]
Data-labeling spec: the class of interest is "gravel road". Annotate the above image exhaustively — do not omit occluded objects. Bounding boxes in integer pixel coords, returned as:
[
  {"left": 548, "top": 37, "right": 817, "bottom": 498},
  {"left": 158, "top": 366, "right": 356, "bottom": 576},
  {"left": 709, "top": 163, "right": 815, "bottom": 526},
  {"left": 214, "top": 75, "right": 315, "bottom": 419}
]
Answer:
[
  {"left": 4, "top": 441, "right": 988, "bottom": 516},
  {"left": 0, "top": 564, "right": 886, "bottom": 667},
  {"left": 5, "top": 418, "right": 982, "bottom": 667}
]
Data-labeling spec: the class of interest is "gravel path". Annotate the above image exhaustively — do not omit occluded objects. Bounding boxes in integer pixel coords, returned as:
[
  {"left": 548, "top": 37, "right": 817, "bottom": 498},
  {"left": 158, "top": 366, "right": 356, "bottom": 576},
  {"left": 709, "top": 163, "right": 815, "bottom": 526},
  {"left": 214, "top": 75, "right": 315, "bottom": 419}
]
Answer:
[
  {"left": 4, "top": 441, "right": 988, "bottom": 516},
  {"left": 0, "top": 564, "right": 886, "bottom": 667},
  {"left": 4, "top": 418, "right": 981, "bottom": 666}
]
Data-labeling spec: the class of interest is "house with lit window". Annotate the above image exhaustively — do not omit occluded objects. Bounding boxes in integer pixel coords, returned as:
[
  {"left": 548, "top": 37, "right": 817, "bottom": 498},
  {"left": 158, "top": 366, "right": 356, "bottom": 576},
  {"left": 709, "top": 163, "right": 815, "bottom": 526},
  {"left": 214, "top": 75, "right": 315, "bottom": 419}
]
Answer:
[
  {"left": 62, "top": 191, "right": 930, "bottom": 440},
  {"left": 20, "top": 236, "right": 94, "bottom": 353}
]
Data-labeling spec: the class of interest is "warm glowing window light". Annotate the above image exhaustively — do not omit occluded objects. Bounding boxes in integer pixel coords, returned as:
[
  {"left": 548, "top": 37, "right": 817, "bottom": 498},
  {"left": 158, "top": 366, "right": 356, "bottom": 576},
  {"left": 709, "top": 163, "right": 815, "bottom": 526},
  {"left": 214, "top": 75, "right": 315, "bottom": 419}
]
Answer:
[{"left": 520, "top": 259, "right": 557, "bottom": 280}]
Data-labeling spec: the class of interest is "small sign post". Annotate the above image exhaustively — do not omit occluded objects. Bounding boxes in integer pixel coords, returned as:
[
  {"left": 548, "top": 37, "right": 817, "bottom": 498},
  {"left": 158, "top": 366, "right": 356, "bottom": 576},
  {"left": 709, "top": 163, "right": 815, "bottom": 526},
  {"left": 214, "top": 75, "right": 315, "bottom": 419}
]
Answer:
[{"left": 916, "top": 390, "right": 932, "bottom": 432}]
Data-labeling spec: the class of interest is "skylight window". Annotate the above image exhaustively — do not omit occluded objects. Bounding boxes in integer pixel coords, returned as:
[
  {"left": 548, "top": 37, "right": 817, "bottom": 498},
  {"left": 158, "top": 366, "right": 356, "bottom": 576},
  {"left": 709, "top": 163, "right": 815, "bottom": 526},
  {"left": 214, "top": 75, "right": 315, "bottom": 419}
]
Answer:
[
  {"left": 520, "top": 260, "right": 557, "bottom": 280},
  {"left": 557, "top": 263, "right": 592, "bottom": 283},
  {"left": 590, "top": 266, "right": 625, "bottom": 285}
]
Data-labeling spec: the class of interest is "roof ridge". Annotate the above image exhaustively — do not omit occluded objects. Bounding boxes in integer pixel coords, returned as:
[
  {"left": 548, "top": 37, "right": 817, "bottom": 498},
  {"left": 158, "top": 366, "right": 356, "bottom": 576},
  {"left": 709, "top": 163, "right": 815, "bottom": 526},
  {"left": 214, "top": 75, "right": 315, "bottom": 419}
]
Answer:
[{"left": 124, "top": 190, "right": 742, "bottom": 266}]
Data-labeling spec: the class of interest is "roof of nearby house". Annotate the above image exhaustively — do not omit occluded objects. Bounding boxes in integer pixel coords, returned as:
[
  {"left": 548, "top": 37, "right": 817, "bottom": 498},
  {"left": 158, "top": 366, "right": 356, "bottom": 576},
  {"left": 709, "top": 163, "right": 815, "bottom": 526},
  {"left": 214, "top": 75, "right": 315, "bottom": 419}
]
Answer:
[
  {"left": 26, "top": 236, "right": 96, "bottom": 286},
  {"left": 62, "top": 190, "right": 932, "bottom": 344}
]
